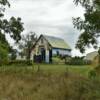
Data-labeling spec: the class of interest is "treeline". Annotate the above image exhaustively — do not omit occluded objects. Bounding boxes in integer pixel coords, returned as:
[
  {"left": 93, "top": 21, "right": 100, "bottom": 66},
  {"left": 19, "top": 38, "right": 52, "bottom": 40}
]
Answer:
[{"left": 65, "top": 56, "right": 91, "bottom": 65}]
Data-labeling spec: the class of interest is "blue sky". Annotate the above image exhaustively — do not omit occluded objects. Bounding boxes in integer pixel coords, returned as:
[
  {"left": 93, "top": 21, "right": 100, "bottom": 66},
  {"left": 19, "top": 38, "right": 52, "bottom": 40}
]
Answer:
[{"left": 5, "top": 0, "right": 96, "bottom": 56}]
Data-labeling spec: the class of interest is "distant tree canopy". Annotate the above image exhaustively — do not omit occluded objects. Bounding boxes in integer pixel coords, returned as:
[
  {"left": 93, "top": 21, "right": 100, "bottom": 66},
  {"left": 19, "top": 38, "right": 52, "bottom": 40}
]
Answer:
[
  {"left": 0, "top": 0, "right": 24, "bottom": 60},
  {"left": 73, "top": 0, "right": 100, "bottom": 53},
  {"left": 18, "top": 32, "right": 38, "bottom": 60}
]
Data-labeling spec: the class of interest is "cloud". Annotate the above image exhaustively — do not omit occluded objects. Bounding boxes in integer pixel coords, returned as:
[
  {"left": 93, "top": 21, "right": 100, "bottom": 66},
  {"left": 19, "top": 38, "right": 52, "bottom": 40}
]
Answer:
[{"left": 5, "top": 0, "right": 94, "bottom": 56}]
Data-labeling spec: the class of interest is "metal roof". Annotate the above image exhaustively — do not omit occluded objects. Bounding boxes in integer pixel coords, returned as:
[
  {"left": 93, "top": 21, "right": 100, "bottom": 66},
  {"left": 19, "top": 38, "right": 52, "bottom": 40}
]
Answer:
[{"left": 43, "top": 35, "right": 71, "bottom": 50}]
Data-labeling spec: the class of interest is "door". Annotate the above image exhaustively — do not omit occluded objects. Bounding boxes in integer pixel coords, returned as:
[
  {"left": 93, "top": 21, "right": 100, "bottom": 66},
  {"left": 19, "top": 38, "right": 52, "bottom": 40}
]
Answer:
[
  {"left": 41, "top": 48, "right": 45, "bottom": 62},
  {"left": 49, "top": 49, "right": 52, "bottom": 63}
]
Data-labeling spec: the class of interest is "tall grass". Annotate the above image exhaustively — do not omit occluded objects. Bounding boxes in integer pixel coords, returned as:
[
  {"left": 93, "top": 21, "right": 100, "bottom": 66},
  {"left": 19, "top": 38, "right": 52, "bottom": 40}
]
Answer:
[{"left": 0, "top": 65, "right": 100, "bottom": 100}]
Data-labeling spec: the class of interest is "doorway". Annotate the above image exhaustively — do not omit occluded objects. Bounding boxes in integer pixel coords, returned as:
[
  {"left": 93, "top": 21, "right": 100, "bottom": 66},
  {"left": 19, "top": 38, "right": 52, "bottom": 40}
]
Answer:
[
  {"left": 49, "top": 49, "right": 52, "bottom": 63},
  {"left": 40, "top": 48, "right": 45, "bottom": 62}
]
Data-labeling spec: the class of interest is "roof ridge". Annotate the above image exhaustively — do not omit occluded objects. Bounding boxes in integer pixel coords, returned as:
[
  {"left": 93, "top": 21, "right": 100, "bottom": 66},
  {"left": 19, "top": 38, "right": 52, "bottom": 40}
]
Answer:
[{"left": 43, "top": 34, "right": 64, "bottom": 40}]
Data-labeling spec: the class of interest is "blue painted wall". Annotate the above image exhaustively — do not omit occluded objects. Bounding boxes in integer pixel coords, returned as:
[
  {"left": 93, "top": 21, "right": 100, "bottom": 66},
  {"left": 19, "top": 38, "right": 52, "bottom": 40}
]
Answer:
[{"left": 52, "top": 48, "right": 71, "bottom": 56}]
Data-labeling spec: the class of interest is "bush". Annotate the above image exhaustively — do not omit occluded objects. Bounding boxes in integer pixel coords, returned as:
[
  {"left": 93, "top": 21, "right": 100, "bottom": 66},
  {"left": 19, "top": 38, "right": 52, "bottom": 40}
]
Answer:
[
  {"left": 88, "top": 70, "right": 96, "bottom": 79},
  {"left": 65, "top": 57, "right": 91, "bottom": 65},
  {"left": 0, "top": 60, "right": 9, "bottom": 66},
  {"left": 8, "top": 60, "right": 33, "bottom": 66},
  {"left": 0, "top": 52, "right": 9, "bottom": 66}
]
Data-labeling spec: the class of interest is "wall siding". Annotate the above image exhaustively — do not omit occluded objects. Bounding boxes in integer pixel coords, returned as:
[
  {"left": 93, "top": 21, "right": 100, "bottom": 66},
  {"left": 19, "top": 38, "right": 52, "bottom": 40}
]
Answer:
[{"left": 52, "top": 48, "right": 71, "bottom": 56}]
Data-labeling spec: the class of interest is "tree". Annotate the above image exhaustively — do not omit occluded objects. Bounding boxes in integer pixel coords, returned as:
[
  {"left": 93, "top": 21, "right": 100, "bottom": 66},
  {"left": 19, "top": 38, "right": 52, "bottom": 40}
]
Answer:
[
  {"left": 0, "top": 0, "right": 24, "bottom": 61},
  {"left": 73, "top": 0, "right": 100, "bottom": 66},
  {"left": 9, "top": 46, "right": 17, "bottom": 60},
  {"left": 0, "top": 33, "right": 9, "bottom": 60},
  {"left": 18, "top": 32, "right": 38, "bottom": 60},
  {"left": 73, "top": 0, "right": 100, "bottom": 52}
]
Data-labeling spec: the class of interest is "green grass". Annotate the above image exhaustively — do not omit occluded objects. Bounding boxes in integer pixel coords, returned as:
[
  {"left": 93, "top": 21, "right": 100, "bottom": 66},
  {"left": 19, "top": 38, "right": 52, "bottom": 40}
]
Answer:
[
  {"left": 0, "top": 64, "right": 92, "bottom": 77},
  {"left": 33, "top": 64, "right": 92, "bottom": 77},
  {"left": 0, "top": 64, "right": 100, "bottom": 100}
]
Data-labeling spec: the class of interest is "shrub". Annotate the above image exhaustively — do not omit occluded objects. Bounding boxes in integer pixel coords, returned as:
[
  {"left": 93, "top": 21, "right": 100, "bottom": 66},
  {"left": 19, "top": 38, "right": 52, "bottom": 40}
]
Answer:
[
  {"left": 88, "top": 70, "right": 96, "bottom": 79},
  {"left": 0, "top": 48, "right": 9, "bottom": 66},
  {"left": 65, "top": 57, "right": 91, "bottom": 65},
  {"left": 7, "top": 60, "right": 33, "bottom": 66},
  {"left": 0, "top": 60, "right": 9, "bottom": 66}
]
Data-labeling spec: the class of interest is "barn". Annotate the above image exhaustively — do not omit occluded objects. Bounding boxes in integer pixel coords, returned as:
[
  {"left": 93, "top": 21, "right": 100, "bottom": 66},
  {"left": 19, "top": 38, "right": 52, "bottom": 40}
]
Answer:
[{"left": 31, "top": 35, "right": 71, "bottom": 63}]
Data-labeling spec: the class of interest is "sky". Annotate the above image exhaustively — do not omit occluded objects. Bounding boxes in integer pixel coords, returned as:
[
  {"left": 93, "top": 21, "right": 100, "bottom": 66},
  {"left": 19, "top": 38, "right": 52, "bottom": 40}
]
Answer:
[{"left": 5, "top": 0, "right": 96, "bottom": 56}]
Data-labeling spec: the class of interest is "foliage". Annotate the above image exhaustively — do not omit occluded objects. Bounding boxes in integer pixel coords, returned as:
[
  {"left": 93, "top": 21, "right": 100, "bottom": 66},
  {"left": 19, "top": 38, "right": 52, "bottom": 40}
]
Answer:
[
  {"left": 0, "top": 45, "right": 9, "bottom": 62},
  {"left": 0, "top": 0, "right": 24, "bottom": 42},
  {"left": 73, "top": 0, "right": 100, "bottom": 53},
  {"left": 18, "top": 32, "right": 37, "bottom": 60},
  {"left": 88, "top": 70, "right": 96, "bottom": 79},
  {"left": 52, "top": 56, "right": 65, "bottom": 64},
  {"left": 65, "top": 56, "right": 91, "bottom": 65},
  {"left": 0, "top": 0, "right": 24, "bottom": 61},
  {"left": 0, "top": 60, "right": 33, "bottom": 66},
  {"left": 8, "top": 60, "right": 33, "bottom": 66},
  {"left": 0, "top": 47, "right": 8, "bottom": 60},
  {"left": 9, "top": 47, "right": 17, "bottom": 60},
  {"left": 0, "top": 33, "right": 9, "bottom": 61}
]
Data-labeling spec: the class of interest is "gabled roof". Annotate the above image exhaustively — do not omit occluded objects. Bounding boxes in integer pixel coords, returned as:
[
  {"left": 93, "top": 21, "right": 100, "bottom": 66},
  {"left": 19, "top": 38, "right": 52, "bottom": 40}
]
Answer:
[{"left": 43, "top": 35, "right": 71, "bottom": 50}]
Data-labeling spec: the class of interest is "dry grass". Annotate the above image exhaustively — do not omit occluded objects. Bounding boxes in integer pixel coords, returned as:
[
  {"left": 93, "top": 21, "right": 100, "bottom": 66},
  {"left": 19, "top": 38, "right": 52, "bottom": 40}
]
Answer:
[{"left": 0, "top": 66, "right": 100, "bottom": 100}]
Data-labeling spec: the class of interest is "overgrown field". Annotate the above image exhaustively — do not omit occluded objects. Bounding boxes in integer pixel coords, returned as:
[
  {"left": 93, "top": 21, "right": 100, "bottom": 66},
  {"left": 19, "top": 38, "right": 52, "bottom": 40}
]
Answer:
[{"left": 0, "top": 65, "right": 100, "bottom": 100}]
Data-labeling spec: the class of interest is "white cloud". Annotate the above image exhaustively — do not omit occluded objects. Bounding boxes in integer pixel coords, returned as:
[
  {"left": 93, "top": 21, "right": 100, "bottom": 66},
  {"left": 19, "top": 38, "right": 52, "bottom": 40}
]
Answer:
[{"left": 5, "top": 0, "right": 94, "bottom": 56}]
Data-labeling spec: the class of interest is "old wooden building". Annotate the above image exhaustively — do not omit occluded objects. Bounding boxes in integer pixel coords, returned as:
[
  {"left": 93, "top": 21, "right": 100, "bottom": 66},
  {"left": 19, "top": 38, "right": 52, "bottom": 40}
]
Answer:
[
  {"left": 85, "top": 51, "right": 99, "bottom": 66},
  {"left": 31, "top": 35, "right": 71, "bottom": 63}
]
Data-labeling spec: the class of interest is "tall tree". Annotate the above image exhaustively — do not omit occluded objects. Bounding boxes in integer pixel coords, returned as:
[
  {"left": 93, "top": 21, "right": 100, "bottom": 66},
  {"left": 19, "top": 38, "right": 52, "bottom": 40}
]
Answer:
[
  {"left": 0, "top": 33, "right": 9, "bottom": 60},
  {"left": 73, "top": 0, "right": 100, "bottom": 66},
  {"left": 18, "top": 32, "right": 37, "bottom": 60},
  {"left": 9, "top": 46, "right": 17, "bottom": 60},
  {"left": 0, "top": 0, "right": 24, "bottom": 60}
]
